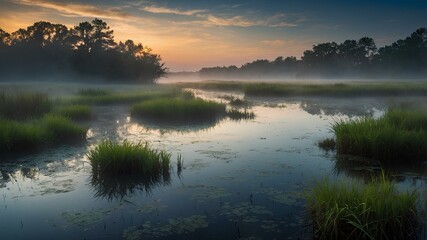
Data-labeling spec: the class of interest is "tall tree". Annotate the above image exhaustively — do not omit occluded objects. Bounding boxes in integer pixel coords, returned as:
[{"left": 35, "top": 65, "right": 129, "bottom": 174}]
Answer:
[{"left": 0, "top": 29, "right": 11, "bottom": 47}]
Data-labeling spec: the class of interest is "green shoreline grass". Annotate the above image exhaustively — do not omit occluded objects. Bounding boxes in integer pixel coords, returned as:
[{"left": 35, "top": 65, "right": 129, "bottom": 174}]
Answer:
[
  {"left": 0, "top": 92, "right": 52, "bottom": 120},
  {"left": 0, "top": 114, "right": 87, "bottom": 154},
  {"left": 307, "top": 176, "right": 418, "bottom": 240},
  {"left": 175, "top": 81, "right": 427, "bottom": 97},
  {"left": 56, "top": 105, "right": 92, "bottom": 121},
  {"left": 333, "top": 108, "right": 427, "bottom": 162},
  {"left": 131, "top": 98, "right": 227, "bottom": 122}
]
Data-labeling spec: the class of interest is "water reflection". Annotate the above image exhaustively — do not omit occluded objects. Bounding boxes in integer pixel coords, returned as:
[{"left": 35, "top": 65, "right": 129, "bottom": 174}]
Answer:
[
  {"left": 90, "top": 170, "right": 171, "bottom": 201},
  {"left": 333, "top": 155, "right": 427, "bottom": 183},
  {"left": 128, "top": 117, "right": 223, "bottom": 134}
]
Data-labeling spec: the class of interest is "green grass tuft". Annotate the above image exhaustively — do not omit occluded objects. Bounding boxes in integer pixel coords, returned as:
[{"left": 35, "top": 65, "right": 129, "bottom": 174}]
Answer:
[
  {"left": 307, "top": 175, "right": 418, "bottom": 240},
  {"left": 0, "top": 114, "right": 87, "bottom": 154},
  {"left": 333, "top": 108, "right": 427, "bottom": 162},
  {"left": 131, "top": 98, "right": 226, "bottom": 122},
  {"left": 0, "top": 92, "right": 52, "bottom": 120},
  {"left": 88, "top": 140, "right": 171, "bottom": 176},
  {"left": 56, "top": 105, "right": 92, "bottom": 121},
  {"left": 41, "top": 114, "right": 87, "bottom": 142}
]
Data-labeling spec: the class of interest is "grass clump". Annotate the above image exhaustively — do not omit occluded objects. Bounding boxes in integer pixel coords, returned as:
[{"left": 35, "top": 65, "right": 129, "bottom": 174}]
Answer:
[
  {"left": 0, "top": 119, "right": 46, "bottom": 152},
  {"left": 70, "top": 89, "right": 178, "bottom": 105},
  {"left": 307, "top": 176, "right": 418, "bottom": 239},
  {"left": 88, "top": 140, "right": 171, "bottom": 176},
  {"left": 0, "top": 114, "right": 87, "bottom": 153},
  {"left": 40, "top": 114, "right": 87, "bottom": 142},
  {"left": 333, "top": 108, "right": 427, "bottom": 162},
  {"left": 226, "top": 108, "right": 255, "bottom": 120},
  {"left": 77, "top": 88, "right": 110, "bottom": 96},
  {"left": 0, "top": 92, "right": 52, "bottom": 119},
  {"left": 318, "top": 138, "right": 336, "bottom": 151},
  {"left": 56, "top": 105, "right": 91, "bottom": 121},
  {"left": 131, "top": 98, "right": 226, "bottom": 122}
]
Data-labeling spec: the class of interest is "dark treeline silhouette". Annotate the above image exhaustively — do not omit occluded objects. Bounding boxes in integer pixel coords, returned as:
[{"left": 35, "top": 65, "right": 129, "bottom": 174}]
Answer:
[
  {"left": 200, "top": 28, "right": 427, "bottom": 79},
  {"left": 0, "top": 19, "right": 166, "bottom": 83}
]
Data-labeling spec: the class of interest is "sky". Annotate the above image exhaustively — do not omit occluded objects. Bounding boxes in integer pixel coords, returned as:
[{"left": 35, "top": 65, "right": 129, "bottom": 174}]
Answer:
[{"left": 0, "top": 0, "right": 426, "bottom": 71}]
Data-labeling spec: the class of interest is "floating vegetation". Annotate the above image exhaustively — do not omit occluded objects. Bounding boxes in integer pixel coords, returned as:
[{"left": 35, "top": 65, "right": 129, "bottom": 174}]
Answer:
[
  {"left": 131, "top": 97, "right": 226, "bottom": 123},
  {"left": 255, "top": 187, "right": 305, "bottom": 206},
  {"left": 220, "top": 202, "right": 273, "bottom": 224},
  {"left": 333, "top": 108, "right": 427, "bottom": 162},
  {"left": 56, "top": 105, "right": 92, "bottom": 121},
  {"left": 307, "top": 175, "right": 418, "bottom": 240},
  {"left": 135, "top": 201, "right": 167, "bottom": 214},
  {"left": 183, "top": 185, "right": 232, "bottom": 202},
  {"left": 317, "top": 138, "right": 336, "bottom": 151},
  {"left": 0, "top": 92, "right": 51, "bottom": 120},
  {"left": 61, "top": 207, "right": 118, "bottom": 227},
  {"left": 123, "top": 215, "right": 209, "bottom": 239},
  {"left": 227, "top": 108, "right": 255, "bottom": 120}
]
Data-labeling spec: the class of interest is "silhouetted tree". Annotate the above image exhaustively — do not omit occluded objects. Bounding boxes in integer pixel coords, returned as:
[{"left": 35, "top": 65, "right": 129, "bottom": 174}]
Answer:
[
  {"left": 0, "top": 19, "right": 166, "bottom": 83},
  {"left": 0, "top": 29, "right": 11, "bottom": 46}
]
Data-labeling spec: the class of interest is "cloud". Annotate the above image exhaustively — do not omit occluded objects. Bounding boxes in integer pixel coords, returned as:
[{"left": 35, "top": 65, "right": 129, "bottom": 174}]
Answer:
[
  {"left": 11, "top": 0, "right": 131, "bottom": 20},
  {"left": 143, "top": 5, "right": 206, "bottom": 16},
  {"left": 260, "top": 39, "right": 287, "bottom": 47},
  {"left": 204, "top": 15, "right": 256, "bottom": 27}
]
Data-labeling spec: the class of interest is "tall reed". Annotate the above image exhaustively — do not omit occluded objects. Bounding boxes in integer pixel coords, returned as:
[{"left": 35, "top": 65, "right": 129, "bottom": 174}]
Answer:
[{"left": 307, "top": 175, "right": 418, "bottom": 239}]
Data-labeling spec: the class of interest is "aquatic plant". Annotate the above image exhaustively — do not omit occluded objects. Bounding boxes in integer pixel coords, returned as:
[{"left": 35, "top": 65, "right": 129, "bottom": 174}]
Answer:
[
  {"left": 0, "top": 115, "right": 87, "bottom": 153},
  {"left": 0, "top": 92, "right": 51, "bottom": 119},
  {"left": 0, "top": 119, "right": 46, "bottom": 152},
  {"left": 56, "top": 105, "right": 91, "bottom": 121},
  {"left": 88, "top": 140, "right": 171, "bottom": 177},
  {"left": 226, "top": 108, "right": 255, "bottom": 120},
  {"left": 176, "top": 154, "right": 183, "bottom": 176},
  {"left": 307, "top": 175, "right": 418, "bottom": 239},
  {"left": 130, "top": 98, "right": 226, "bottom": 122},
  {"left": 333, "top": 108, "right": 427, "bottom": 162},
  {"left": 318, "top": 138, "right": 336, "bottom": 151},
  {"left": 41, "top": 114, "right": 87, "bottom": 142}
]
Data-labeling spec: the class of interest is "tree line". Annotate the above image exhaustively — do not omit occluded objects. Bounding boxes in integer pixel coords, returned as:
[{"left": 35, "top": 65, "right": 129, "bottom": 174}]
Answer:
[
  {"left": 200, "top": 28, "right": 427, "bottom": 79},
  {"left": 0, "top": 19, "right": 166, "bottom": 83}
]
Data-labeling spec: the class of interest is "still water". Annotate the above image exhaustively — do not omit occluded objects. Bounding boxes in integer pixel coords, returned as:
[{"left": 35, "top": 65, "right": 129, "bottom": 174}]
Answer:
[{"left": 1, "top": 89, "right": 426, "bottom": 239}]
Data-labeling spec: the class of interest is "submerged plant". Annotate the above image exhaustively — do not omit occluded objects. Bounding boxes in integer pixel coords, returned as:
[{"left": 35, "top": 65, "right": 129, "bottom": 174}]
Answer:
[
  {"left": 176, "top": 154, "right": 183, "bottom": 176},
  {"left": 307, "top": 175, "right": 418, "bottom": 240}
]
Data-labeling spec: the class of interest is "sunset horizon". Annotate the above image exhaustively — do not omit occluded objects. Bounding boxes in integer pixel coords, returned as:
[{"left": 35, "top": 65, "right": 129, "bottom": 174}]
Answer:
[{"left": 1, "top": 0, "right": 425, "bottom": 71}]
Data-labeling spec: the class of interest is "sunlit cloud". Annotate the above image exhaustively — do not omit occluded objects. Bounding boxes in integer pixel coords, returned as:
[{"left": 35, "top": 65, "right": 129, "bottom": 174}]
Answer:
[
  {"left": 11, "top": 0, "right": 131, "bottom": 20},
  {"left": 143, "top": 5, "right": 206, "bottom": 16},
  {"left": 260, "top": 40, "right": 287, "bottom": 47}
]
